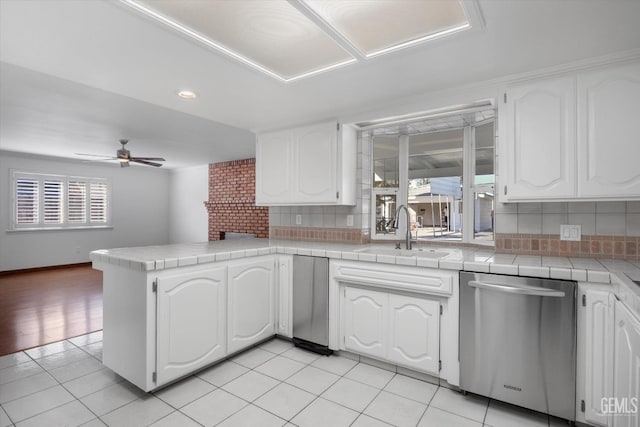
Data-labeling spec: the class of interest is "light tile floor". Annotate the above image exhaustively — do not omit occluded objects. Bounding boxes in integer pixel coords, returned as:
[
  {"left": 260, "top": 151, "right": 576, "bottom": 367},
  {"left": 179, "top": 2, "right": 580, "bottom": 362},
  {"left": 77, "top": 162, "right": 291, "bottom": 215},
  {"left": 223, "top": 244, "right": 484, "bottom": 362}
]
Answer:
[{"left": 0, "top": 334, "right": 570, "bottom": 427}]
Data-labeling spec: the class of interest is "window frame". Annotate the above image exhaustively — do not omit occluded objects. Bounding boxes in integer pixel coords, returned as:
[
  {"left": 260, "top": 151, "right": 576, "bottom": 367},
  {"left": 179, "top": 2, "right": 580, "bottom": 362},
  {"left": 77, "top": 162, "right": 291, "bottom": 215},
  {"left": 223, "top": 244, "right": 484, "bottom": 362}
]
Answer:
[
  {"left": 369, "top": 119, "right": 495, "bottom": 246},
  {"left": 10, "top": 170, "right": 112, "bottom": 231}
]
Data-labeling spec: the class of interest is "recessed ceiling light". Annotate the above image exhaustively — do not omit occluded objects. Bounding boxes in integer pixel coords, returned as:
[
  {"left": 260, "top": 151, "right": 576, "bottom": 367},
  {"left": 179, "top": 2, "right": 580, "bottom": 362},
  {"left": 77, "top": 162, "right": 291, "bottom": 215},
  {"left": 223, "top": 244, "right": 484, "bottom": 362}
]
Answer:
[{"left": 177, "top": 90, "right": 198, "bottom": 99}]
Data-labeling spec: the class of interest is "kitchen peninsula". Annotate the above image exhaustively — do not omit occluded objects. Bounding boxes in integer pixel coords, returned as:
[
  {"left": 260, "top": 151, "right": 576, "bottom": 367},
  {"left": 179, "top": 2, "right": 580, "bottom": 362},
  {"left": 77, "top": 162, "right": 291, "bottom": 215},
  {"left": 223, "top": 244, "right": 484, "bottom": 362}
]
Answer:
[{"left": 92, "top": 238, "right": 640, "bottom": 427}]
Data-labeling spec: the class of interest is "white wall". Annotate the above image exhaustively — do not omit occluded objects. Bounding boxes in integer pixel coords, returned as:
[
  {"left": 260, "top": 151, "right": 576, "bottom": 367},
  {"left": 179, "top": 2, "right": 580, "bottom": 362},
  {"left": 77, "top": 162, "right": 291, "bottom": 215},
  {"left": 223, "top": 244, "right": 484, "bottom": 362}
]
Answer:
[
  {"left": 169, "top": 165, "right": 209, "bottom": 243},
  {"left": 0, "top": 151, "right": 171, "bottom": 271}
]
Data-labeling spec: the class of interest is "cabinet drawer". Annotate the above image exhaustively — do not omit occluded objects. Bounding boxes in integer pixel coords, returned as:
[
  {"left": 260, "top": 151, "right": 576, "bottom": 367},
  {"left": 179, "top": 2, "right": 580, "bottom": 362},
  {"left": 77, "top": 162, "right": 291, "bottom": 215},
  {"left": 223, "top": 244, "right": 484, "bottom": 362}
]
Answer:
[{"left": 333, "top": 261, "right": 454, "bottom": 296}]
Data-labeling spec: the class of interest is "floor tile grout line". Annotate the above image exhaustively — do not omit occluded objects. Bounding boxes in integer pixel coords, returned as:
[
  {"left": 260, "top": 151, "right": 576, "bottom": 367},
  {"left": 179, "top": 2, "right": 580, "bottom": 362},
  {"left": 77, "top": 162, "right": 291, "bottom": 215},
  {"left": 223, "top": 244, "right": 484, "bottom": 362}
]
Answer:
[
  {"left": 0, "top": 360, "right": 47, "bottom": 387},
  {"left": 414, "top": 386, "right": 442, "bottom": 427},
  {"left": 482, "top": 397, "right": 491, "bottom": 426},
  {"left": 0, "top": 381, "right": 60, "bottom": 406},
  {"left": 204, "top": 345, "right": 367, "bottom": 425},
  {"left": 4, "top": 336, "right": 561, "bottom": 427},
  {"left": 9, "top": 338, "right": 106, "bottom": 426},
  {"left": 2, "top": 383, "right": 74, "bottom": 425},
  {"left": 156, "top": 408, "right": 207, "bottom": 427},
  {"left": 430, "top": 403, "right": 487, "bottom": 426},
  {"left": 55, "top": 364, "right": 109, "bottom": 425},
  {"left": 0, "top": 402, "right": 17, "bottom": 427}
]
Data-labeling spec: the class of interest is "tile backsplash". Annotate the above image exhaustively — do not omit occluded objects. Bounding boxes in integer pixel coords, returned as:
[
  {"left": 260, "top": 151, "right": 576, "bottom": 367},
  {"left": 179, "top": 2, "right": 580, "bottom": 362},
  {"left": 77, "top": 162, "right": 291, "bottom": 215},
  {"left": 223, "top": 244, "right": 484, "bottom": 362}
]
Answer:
[{"left": 495, "top": 201, "right": 640, "bottom": 260}]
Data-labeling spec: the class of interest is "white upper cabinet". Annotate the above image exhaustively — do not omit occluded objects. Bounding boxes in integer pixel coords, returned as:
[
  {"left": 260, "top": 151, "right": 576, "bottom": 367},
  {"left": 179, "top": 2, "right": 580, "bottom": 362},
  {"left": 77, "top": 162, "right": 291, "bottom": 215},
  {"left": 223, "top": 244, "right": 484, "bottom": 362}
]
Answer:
[
  {"left": 256, "top": 121, "right": 356, "bottom": 206},
  {"left": 577, "top": 62, "right": 640, "bottom": 198},
  {"left": 499, "top": 60, "right": 640, "bottom": 202},
  {"left": 256, "top": 129, "right": 292, "bottom": 204},
  {"left": 293, "top": 122, "right": 338, "bottom": 203},
  {"left": 500, "top": 76, "right": 576, "bottom": 200}
]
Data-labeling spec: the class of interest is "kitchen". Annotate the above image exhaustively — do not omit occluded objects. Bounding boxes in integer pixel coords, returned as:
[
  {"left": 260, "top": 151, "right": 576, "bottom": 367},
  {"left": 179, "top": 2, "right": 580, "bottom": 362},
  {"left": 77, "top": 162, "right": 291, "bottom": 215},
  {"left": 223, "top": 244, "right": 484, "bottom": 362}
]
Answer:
[{"left": 1, "top": 1, "right": 640, "bottom": 426}]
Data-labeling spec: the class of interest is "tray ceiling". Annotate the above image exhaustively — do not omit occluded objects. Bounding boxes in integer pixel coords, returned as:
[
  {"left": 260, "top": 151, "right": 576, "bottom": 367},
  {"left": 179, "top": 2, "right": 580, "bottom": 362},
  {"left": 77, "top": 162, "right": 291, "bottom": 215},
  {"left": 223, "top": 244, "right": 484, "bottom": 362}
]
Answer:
[{"left": 124, "top": 0, "right": 476, "bottom": 81}]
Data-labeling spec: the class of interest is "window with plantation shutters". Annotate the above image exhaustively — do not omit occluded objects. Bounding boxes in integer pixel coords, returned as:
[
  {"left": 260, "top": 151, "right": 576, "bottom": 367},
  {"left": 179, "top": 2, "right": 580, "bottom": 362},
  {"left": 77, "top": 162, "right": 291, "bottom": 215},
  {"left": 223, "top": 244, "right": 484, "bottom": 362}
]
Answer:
[
  {"left": 16, "top": 178, "right": 39, "bottom": 225},
  {"left": 11, "top": 171, "right": 111, "bottom": 230},
  {"left": 43, "top": 180, "right": 64, "bottom": 224},
  {"left": 90, "top": 182, "right": 108, "bottom": 223},
  {"left": 68, "top": 181, "right": 87, "bottom": 223}
]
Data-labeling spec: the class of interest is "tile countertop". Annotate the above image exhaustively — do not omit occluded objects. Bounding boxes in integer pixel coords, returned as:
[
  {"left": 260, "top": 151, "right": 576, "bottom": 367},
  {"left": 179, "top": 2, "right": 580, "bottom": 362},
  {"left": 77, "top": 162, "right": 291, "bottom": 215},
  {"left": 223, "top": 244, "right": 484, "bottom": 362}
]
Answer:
[{"left": 91, "top": 239, "right": 640, "bottom": 315}]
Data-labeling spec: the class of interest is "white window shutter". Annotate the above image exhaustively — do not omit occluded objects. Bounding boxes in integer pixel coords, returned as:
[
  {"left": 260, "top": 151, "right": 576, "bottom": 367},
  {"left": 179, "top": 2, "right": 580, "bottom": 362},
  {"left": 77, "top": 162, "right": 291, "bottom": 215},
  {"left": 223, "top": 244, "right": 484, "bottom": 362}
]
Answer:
[
  {"left": 16, "top": 178, "right": 39, "bottom": 224},
  {"left": 90, "top": 182, "right": 108, "bottom": 223},
  {"left": 43, "top": 180, "right": 64, "bottom": 224},
  {"left": 68, "top": 181, "right": 87, "bottom": 223}
]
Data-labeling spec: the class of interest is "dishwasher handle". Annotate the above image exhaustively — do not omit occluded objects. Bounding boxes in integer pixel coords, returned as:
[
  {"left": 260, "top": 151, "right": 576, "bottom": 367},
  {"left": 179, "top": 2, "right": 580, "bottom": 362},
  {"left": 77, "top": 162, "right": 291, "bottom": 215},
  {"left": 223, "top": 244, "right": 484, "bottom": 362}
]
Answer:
[{"left": 468, "top": 280, "right": 565, "bottom": 297}]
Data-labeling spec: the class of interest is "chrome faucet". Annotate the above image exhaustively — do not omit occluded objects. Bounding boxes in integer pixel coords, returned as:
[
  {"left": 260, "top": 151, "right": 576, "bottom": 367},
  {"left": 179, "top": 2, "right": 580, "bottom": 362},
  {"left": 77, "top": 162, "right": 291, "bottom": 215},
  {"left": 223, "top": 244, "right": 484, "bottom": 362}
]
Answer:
[{"left": 395, "top": 204, "right": 413, "bottom": 250}]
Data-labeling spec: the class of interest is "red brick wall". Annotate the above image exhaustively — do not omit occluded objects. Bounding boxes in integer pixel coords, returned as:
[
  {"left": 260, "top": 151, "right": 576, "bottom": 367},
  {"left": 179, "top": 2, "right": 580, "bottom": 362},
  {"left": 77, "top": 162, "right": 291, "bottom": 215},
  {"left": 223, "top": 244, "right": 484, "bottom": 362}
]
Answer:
[{"left": 204, "top": 158, "right": 269, "bottom": 240}]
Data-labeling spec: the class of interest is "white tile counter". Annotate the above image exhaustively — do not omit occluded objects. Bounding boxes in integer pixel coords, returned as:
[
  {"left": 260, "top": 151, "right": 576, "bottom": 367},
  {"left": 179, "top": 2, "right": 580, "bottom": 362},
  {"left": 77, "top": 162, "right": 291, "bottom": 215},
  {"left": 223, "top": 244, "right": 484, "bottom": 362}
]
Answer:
[
  {"left": 91, "top": 239, "right": 640, "bottom": 316},
  {"left": 90, "top": 240, "right": 639, "bottom": 283}
]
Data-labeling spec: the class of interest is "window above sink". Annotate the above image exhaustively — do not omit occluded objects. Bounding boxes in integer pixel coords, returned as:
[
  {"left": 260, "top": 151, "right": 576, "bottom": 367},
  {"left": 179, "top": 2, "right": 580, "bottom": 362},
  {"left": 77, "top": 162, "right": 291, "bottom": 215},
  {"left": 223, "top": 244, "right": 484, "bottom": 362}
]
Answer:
[{"left": 362, "top": 104, "right": 495, "bottom": 247}]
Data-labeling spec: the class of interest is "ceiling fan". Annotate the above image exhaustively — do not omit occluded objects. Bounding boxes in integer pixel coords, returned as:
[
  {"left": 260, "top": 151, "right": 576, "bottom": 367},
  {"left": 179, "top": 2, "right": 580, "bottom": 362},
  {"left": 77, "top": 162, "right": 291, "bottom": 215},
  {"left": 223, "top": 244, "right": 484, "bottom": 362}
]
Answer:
[{"left": 76, "top": 139, "right": 166, "bottom": 167}]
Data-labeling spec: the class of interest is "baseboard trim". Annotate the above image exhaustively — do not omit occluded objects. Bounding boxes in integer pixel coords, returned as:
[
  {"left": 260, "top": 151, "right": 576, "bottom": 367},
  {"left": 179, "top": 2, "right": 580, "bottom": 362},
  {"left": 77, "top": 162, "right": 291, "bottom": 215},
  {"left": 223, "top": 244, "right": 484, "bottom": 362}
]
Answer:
[{"left": 0, "top": 262, "right": 93, "bottom": 276}]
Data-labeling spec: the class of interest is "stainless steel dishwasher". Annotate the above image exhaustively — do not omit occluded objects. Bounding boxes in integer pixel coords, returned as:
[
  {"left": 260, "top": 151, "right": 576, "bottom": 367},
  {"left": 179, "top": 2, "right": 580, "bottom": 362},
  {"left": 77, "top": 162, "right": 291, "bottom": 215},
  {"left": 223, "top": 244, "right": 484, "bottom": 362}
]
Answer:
[
  {"left": 292, "top": 255, "right": 332, "bottom": 355},
  {"left": 460, "top": 271, "right": 576, "bottom": 421}
]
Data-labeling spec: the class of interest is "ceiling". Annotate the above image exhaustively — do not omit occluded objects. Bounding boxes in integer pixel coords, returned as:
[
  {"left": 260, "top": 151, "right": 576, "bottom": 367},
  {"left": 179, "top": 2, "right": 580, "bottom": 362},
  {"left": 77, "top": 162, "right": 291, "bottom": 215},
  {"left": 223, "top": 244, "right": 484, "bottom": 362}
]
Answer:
[
  {"left": 125, "top": 0, "right": 473, "bottom": 81},
  {"left": 1, "top": 0, "right": 640, "bottom": 169}
]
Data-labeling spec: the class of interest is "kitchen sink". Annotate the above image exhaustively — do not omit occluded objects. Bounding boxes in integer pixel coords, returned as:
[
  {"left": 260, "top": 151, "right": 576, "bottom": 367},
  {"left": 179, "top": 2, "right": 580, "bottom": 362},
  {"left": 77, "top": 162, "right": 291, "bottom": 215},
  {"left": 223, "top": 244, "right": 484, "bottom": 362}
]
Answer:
[{"left": 355, "top": 247, "right": 451, "bottom": 259}]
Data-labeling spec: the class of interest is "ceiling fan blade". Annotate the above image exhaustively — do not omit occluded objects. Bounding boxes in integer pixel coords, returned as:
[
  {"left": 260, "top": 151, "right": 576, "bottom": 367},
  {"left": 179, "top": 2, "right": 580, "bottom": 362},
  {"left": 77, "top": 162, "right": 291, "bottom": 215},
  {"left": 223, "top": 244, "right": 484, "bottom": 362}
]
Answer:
[
  {"left": 75, "top": 153, "right": 118, "bottom": 159},
  {"left": 131, "top": 159, "right": 163, "bottom": 167},
  {"left": 130, "top": 156, "right": 166, "bottom": 161}
]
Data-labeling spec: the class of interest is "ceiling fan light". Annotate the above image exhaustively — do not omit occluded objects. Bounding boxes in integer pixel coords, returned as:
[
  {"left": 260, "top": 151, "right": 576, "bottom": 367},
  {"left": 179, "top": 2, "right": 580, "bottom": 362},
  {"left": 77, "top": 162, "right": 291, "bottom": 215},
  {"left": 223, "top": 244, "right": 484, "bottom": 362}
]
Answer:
[{"left": 177, "top": 90, "right": 197, "bottom": 99}]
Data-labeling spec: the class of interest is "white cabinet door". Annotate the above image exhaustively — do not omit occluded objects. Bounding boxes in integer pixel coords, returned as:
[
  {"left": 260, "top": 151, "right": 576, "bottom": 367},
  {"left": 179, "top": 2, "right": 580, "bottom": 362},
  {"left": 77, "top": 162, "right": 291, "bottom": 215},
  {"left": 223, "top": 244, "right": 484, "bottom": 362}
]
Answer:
[
  {"left": 388, "top": 294, "right": 440, "bottom": 374},
  {"left": 256, "top": 129, "right": 293, "bottom": 204},
  {"left": 500, "top": 76, "right": 576, "bottom": 200},
  {"left": 293, "top": 122, "right": 338, "bottom": 204},
  {"left": 581, "top": 289, "right": 614, "bottom": 427},
  {"left": 228, "top": 258, "right": 275, "bottom": 353},
  {"left": 277, "top": 256, "right": 293, "bottom": 338},
  {"left": 156, "top": 266, "right": 227, "bottom": 385},
  {"left": 578, "top": 62, "right": 640, "bottom": 198},
  {"left": 255, "top": 121, "right": 355, "bottom": 206},
  {"left": 343, "top": 287, "right": 388, "bottom": 359},
  {"left": 612, "top": 301, "right": 640, "bottom": 427}
]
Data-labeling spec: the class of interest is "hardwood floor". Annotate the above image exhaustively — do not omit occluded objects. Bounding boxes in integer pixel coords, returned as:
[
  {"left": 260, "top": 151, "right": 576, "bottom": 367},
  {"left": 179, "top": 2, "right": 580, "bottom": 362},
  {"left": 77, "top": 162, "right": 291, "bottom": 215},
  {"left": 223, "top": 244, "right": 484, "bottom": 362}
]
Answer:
[{"left": 0, "top": 264, "right": 102, "bottom": 356}]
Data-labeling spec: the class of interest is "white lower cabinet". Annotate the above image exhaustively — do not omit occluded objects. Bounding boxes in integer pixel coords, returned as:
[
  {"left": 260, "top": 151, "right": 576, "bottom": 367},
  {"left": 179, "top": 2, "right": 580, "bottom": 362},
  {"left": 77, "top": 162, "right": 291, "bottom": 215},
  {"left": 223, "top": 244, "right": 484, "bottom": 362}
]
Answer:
[
  {"left": 612, "top": 300, "right": 640, "bottom": 427},
  {"left": 343, "top": 287, "right": 388, "bottom": 359},
  {"left": 342, "top": 286, "right": 441, "bottom": 375},
  {"left": 99, "top": 255, "right": 284, "bottom": 391},
  {"left": 276, "top": 255, "right": 293, "bottom": 338},
  {"left": 227, "top": 257, "right": 276, "bottom": 354},
  {"left": 577, "top": 285, "right": 614, "bottom": 427},
  {"left": 577, "top": 284, "right": 640, "bottom": 427},
  {"left": 156, "top": 266, "right": 227, "bottom": 385},
  {"left": 388, "top": 294, "right": 440, "bottom": 374}
]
